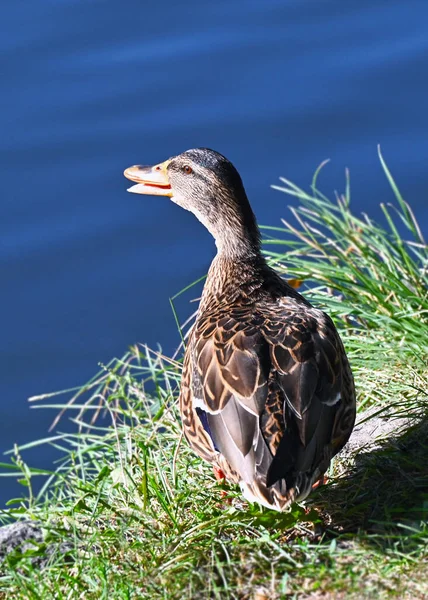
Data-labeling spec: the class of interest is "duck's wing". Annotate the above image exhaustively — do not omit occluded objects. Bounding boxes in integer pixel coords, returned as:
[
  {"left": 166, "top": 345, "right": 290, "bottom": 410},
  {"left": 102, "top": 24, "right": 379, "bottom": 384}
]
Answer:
[
  {"left": 191, "top": 310, "right": 272, "bottom": 485},
  {"left": 263, "top": 300, "right": 355, "bottom": 490},
  {"left": 190, "top": 300, "right": 355, "bottom": 501},
  {"left": 179, "top": 342, "right": 219, "bottom": 464}
]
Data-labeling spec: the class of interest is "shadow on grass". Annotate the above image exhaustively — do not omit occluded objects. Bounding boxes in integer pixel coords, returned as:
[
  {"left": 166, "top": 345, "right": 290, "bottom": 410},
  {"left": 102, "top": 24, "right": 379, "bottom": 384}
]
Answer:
[{"left": 311, "top": 414, "right": 428, "bottom": 552}]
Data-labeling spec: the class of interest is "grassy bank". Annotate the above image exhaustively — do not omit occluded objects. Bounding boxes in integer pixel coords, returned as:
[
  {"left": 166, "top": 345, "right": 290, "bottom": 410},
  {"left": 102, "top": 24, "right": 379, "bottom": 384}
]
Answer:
[{"left": 1, "top": 151, "right": 427, "bottom": 599}]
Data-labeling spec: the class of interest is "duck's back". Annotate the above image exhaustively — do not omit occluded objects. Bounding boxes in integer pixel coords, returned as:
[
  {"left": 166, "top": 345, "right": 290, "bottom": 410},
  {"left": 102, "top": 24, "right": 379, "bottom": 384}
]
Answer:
[{"left": 179, "top": 277, "right": 356, "bottom": 511}]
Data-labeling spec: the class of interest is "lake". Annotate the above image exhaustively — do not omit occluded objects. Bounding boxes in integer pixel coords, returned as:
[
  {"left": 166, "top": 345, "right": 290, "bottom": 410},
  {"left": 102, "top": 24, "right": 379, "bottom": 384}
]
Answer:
[{"left": 1, "top": 0, "right": 427, "bottom": 504}]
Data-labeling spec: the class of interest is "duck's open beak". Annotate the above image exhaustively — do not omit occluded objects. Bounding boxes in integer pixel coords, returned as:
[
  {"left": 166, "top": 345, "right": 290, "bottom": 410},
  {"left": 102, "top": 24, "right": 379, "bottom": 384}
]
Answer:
[{"left": 124, "top": 160, "right": 172, "bottom": 196}]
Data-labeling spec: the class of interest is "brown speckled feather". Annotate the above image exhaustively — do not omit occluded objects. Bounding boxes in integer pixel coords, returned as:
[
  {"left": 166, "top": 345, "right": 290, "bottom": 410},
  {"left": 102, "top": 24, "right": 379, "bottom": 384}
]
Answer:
[{"left": 179, "top": 258, "right": 356, "bottom": 511}]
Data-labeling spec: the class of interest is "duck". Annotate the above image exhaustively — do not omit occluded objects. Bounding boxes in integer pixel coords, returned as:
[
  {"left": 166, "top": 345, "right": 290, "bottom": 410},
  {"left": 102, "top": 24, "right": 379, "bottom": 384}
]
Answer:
[{"left": 124, "top": 148, "right": 356, "bottom": 511}]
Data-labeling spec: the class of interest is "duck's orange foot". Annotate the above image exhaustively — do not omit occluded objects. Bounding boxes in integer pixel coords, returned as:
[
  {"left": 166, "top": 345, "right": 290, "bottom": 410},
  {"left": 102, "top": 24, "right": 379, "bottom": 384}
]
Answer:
[
  {"left": 213, "top": 466, "right": 231, "bottom": 501},
  {"left": 312, "top": 475, "right": 328, "bottom": 490},
  {"left": 213, "top": 465, "right": 226, "bottom": 483}
]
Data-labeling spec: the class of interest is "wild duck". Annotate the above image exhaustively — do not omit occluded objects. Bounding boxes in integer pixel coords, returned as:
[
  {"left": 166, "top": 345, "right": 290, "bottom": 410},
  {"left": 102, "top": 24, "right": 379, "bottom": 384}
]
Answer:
[{"left": 124, "top": 148, "right": 356, "bottom": 511}]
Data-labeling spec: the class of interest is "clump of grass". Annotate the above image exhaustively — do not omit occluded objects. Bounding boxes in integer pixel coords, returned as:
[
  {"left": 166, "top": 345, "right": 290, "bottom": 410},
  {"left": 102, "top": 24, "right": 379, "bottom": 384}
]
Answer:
[{"left": 0, "top": 151, "right": 427, "bottom": 599}]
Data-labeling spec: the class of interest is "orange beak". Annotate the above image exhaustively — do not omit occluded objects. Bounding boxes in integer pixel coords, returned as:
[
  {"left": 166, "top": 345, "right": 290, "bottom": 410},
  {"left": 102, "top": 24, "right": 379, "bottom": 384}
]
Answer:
[{"left": 123, "top": 159, "right": 172, "bottom": 197}]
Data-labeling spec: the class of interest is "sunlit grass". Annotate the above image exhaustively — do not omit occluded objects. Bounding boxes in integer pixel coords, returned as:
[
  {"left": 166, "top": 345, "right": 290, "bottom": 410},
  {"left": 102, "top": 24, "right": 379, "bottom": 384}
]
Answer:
[{"left": 0, "top": 151, "right": 427, "bottom": 599}]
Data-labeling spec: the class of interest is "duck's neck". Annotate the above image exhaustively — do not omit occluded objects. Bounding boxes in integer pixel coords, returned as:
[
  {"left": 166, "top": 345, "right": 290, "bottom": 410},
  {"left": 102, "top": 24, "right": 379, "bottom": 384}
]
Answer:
[
  {"left": 193, "top": 190, "right": 279, "bottom": 309},
  {"left": 199, "top": 249, "right": 270, "bottom": 312},
  {"left": 190, "top": 187, "right": 261, "bottom": 260},
  {"left": 200, "top": 210, "right": 261, "bottom": 260}
]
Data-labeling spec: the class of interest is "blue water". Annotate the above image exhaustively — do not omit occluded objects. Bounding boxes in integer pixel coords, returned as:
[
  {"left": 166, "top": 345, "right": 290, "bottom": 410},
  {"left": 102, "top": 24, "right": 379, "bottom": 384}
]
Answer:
[{"left": 1, "top": 1, "right": 427, "bottom": 505}]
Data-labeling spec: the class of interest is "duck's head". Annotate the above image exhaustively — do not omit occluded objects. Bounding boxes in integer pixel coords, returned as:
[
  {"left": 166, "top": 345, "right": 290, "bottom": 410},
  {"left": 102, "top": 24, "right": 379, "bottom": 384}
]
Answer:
[{"left": 124, "top": 148, "right": 260, "bottom": 257}]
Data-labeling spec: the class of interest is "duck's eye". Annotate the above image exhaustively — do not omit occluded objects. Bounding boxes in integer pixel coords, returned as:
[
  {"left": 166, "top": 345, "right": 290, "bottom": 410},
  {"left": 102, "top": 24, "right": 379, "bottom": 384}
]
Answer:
[{"left": 183, "top": 165, "right": 193, "bottom": 175}]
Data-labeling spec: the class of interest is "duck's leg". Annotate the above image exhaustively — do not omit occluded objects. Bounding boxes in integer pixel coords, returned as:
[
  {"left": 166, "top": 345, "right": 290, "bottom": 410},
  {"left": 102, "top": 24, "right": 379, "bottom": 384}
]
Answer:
[
  {"left": 213, "top": 465, "right": 226, "bottom": 482},
  {"left": 213, "top": 465, "right": 232, "bottom": 502},
  {"left": 312, "top": 475, "right": 328, "bottom": 490}
]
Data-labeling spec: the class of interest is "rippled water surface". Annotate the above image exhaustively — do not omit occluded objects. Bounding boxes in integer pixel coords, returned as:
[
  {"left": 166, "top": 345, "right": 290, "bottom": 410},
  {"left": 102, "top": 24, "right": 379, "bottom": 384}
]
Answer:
[{"left": 1, "top": 0, "right": 427, "bottom": 503}]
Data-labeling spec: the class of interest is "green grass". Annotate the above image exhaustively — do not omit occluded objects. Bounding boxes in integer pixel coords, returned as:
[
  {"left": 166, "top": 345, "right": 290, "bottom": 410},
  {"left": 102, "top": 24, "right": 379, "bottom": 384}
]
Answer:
[{"left": 1, "top": 150, "right": 427, "bottom": 599}]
